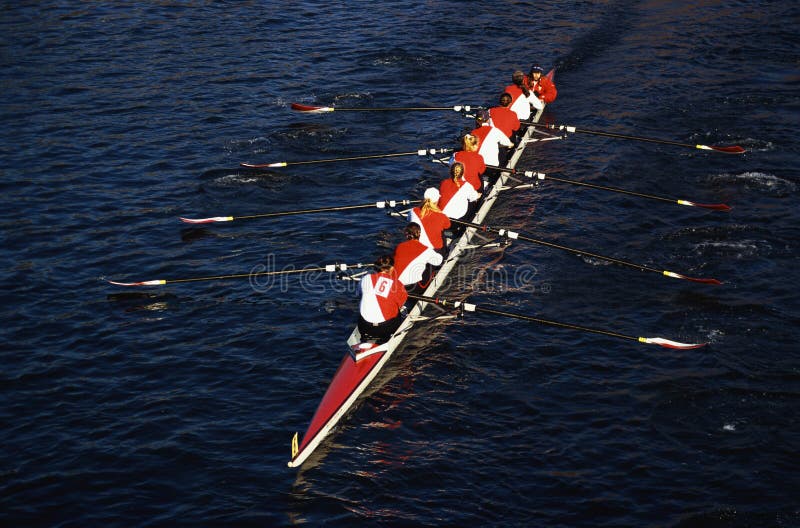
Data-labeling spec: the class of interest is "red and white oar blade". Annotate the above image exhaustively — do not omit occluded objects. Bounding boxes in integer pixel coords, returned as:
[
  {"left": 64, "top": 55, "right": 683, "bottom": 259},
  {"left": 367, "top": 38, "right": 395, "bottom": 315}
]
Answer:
[
  {"left": 641, "top": 337, "right": 708, "bottom": 350},
  {"left": 663, "top": 271, "right": 722, "bottom": 285},
  {"left": 677, "top": 200, "right": 732, "bottom": 211},
  {"left": 290, "top": 103, "right": 334, "bottom": 113},
  {"left": 107, "top": 279, "right": 166, "bottom": 287},
  {"left": 179, "top": 216, "right": 234, "bottom": 224},
  {"left": 698, "top": 144, "right": 746, "bottom": 154}
]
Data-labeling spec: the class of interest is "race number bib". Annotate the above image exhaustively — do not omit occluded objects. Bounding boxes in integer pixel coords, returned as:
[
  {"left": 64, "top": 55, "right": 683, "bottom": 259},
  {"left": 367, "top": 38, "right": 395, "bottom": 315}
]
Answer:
[{"left": 374, "top": 276, "right": 393, "bottom": 298}]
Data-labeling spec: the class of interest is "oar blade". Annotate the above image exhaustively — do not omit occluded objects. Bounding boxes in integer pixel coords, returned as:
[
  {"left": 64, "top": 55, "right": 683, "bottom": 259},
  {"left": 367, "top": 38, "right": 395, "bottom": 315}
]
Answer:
[
  {"left": 240, "top": 161, "right": 286, "bottom": 168},
  {"left": 663, "top": 271, "right": 722, "bottom": 285},
  {"left": 700, "top": 144, "right": 746, "bottom": 154},
  {"left": 677, "top": 200, "right": 732, "bottom": 211},
  {"left": 641, "top": 337, "right": 708, "bottom": 350},
  {"left": 107, "top": 279, "right": 166, "bottom": 287},
  {"left": 179, "top": 216, "right": 234, "bottom": 224},
  {"left": 290, "top": 103, "right": 333, "bottom": 113}
]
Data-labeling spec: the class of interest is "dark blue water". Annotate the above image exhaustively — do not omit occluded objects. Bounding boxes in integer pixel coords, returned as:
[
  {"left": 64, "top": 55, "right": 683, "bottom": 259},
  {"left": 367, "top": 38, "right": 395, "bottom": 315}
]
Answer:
[{"left": 2, "top": 2, "right": 799, "bottom": 526}]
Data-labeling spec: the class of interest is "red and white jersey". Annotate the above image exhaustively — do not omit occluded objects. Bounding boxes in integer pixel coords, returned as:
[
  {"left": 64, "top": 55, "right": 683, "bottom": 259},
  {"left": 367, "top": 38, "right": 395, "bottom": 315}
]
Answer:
[
  {"left": 504, "top": 84, "right": 532, "bottom": 121},
  {"left": 471, "top": 124, "right": 513, "bottom": 166},
  {"left": 438, "top": 178, "right": 479, "bottom": 220},
  {"left": 408, "top": 206, "right": 451, "bottom": 250},
  {"left": 359, "top": 271, "right": 408, "bottom": 323},
  {"left": 525, "top": 74, "right": 557, "bottom": 104},
  {"left": 452, "top": 150, "right": 486, "bottom": 191},
  {"left": 393, "top": 239, "right": 443, "bottom": 285},
  {"left": 488, "top": 105, "right": 520, "bottom": 139}
]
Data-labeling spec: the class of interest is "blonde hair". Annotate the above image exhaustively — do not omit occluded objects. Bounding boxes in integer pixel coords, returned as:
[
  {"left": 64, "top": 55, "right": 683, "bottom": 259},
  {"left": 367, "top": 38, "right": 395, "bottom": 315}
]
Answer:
[
  {"left": 420, "top": 198, "right": 443, "bottom": 218},
  {"left": 450, "top": 162, "right": 465, "bottom": 186},
  {"left": 462, "top": 133, "right": 479, "bottom": 152}
]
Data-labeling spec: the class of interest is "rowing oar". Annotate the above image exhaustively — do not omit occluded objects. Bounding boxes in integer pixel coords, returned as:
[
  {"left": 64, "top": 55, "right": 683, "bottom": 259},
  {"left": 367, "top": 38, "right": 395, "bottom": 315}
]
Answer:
[
  {"left": 107, "top": 262, "right": 371, "bottom": 287},
  {"left": 450, "top": 218, "right": 722, "bottom": 285},
  {"left": 519, "top": 121, "right": 745, "bottom": 154},
  {"left": 180, "top": 199, "right": 412, "bottom": 224},
  {"left": 291, "top": 103, "right": 480, "bottom": 113},
  {"left": 486, "top": 166, "right": 731, "bottom": 211},
  {"left": 241, "top": 147, "right": 453, "bottom": 169},
  {"left": 407, "top": 294, "right": 707, "bottom": 350}
]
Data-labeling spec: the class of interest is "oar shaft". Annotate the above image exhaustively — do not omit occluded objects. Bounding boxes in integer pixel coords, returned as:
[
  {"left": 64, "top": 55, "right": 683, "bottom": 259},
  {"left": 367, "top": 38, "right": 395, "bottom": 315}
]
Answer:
[
  {"left": 521, "top": 122, "right": 744, "bottom": 154},
  {"left": 180, "top": 199, "right": 411, "bottom": 224},
  {"left": 407, "top": 294, "right": 706, "bottom": 348},
  {"left": 451, "top": 218, "right": 662, "bottom": 275},
  {"left": 449, "top": 218, "right": 720, "bottom": 284},
  {"left": 109, "top": 263, "right": 370, "bottom": 287},
  {"left": 235, "top": 201, "right": 404, "bottom": 220},
  {"left": 473, "top": 305, "right": 638, "bottom": 342},
  {"left": 242, "top": 148, "right": 453, "bottom": 168}
]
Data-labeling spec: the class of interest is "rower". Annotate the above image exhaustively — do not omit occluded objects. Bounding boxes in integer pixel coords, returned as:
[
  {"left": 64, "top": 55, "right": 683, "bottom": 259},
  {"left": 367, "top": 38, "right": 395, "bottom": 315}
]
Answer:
[
  {"left": 357, "top": 254, "right": 408, "bottom": 344},
  {"left": 393, "top": 222, "right": 443, "bottom": 294},
  {"left": 525, "top": 65, "right": 557, "bottom": 104},
  {"left": 505, "top": 70, "right": 543, "bottom": 121},
  {"left": 471, "top": 109, "right": 513, "bottom": 169},
  {"left": 450, "top": 133, "right": 486, "bottom": 192},
  {"left": 438, "top": 162, "right": 479, "bottom": 221},
  {"left": 408, "top": 187, "right": 451, "bottom": 253},
  {"left": 489, "top": 92, "right": 521, "bottom": 142}
]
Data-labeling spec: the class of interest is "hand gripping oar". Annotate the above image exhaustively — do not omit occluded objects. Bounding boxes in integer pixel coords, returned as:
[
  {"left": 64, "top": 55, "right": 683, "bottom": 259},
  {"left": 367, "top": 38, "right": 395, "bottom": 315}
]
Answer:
[
  {"left": 519, "top": 121, "right": 745, "bottom": 154},
  {"left": 487, "top": 166, "right": 731, "bottom": 211},
  {"left": 180, "top": 199, "right": 412, "bottom": 224},
  {"left": 450, "top": 218, "right": 722, "bottom": 285},
  {"left": 290, "top": 103, "right": 479, "bottom": 113},
  {"left": 107, "top": 262, "right": 371, "bottom": 287},
  {"left": 408, "top": 294, "right": 707, "bottom": 350},
  {"left": 241, "top": 147, "right": 453, "bottom": 169}
]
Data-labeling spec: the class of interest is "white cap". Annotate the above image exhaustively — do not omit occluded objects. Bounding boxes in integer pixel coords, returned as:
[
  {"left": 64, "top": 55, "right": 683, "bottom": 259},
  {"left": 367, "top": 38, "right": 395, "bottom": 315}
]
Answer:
[{"left": 423, "top": 187, "right": 440, "bottom": 202}]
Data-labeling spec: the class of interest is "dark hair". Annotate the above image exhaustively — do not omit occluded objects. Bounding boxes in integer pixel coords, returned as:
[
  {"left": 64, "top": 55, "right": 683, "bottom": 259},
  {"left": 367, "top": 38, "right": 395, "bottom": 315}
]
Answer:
[
  {"left": 374, "top": 254, "right": 394, "bottom": 272},
  {"left": 500, "top": 92, "right": 512, "bottom": 106},
  {"left": 404, "top": 222, "right": 421, "bottom": 240}
]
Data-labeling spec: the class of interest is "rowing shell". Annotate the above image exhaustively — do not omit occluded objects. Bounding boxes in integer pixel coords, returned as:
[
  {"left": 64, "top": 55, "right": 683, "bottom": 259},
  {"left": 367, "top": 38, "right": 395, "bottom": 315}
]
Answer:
[{"left": 288, "top": 72, "right": 555, "bottom": 468}]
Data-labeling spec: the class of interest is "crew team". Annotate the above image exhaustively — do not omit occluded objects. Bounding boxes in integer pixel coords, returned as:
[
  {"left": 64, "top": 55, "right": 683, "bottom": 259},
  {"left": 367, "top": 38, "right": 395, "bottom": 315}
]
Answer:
[{"left": 358, "top": 66, "right": 556, "bottom": 344}]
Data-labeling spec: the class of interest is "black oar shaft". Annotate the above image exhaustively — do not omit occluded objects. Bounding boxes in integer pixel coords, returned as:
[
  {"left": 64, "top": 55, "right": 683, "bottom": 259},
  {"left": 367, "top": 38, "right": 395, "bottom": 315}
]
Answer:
[
  {"left": 545, "top": 175, "right": 678, "bottom": 204},
  {"left": 277, "top": 151, "right": 433, "bottom": 166},
  {"left": 407, "top": 293, "right": 637, "bottom": 342},
  {"left": 236, "top": 202, "right": 383, "bottom": 220},
  {"left": 451, "top": 218, "right": 663, "bottom": 275},
  {"left": 473, "top": 305, "right": 638, "bottom": 342}
]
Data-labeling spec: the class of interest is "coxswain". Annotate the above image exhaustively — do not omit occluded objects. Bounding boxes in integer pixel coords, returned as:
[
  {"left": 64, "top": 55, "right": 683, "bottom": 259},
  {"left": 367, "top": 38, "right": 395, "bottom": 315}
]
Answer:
[
  {"left": 471, "top": 109, "right": 513, "bottom": 167},
  {"left": 357, "top": 254, "right": 408, "bottom": 343},
  {"left": 505, "top": 70, "right": 543, "bottom": 120},
  {"left": 393, "top": 222, "right": 443, "bottom": 292},
  {"left": 450, "top": 133, "right": 486, "bottom": 192},
  {"left": 408, "top": 187, "right": 451, "bottom": 252},
  {"left": 525, "top": 65, "right": 557, "bottom": 104},
  {"left": 489, "top": 92, "right": 521, "bottom": 140},
  {"left": 438, "top": 162, "right": 479, "bottom": 220}
]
